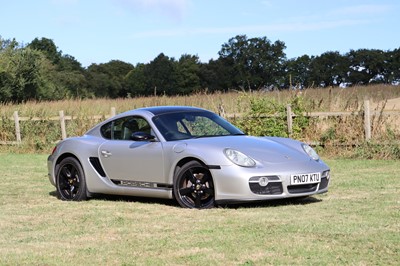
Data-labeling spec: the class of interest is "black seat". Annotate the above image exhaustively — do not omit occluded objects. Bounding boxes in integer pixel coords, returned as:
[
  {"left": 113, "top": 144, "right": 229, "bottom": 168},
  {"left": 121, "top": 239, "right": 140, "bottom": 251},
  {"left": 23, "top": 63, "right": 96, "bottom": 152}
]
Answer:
[{"left": 122, "top": 119, "right": 139, "bottom": 140}]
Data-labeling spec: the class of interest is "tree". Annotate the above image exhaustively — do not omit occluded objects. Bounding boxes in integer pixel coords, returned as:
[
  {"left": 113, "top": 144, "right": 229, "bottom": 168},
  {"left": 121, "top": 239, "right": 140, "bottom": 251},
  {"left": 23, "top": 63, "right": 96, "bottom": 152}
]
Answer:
[
  {"left": 175, "top": 54, "right": 201, "bottom": 94},
  {"left": 0, "top": 71, "right": 13, "bottom": 101},
  {"left": 347, "top": 49, "right": 389, "bottom": 85},
  {"left": 125, "top": 63, "right": 148, "bottom": 96},
  {"left": 28, "top": 38, "right": 91, "bottom": 98},
  {"left": 86, "top": 60, "right": 134, "bottom": 98},
  {"left": 28, "top": 37, "right": 61, "bottom": 64},
  {"left": 0, "top": 37, "right": 19, "bottom": 51},
  {"left": 0, "top": 37, "right": 18, "bottom": 101},
  {"left": 56, "top": 54, "right": 89, "bottom": 98},
  {"left": 0, "top": 45, "right": 67, "bottom": 102},
  {"left": 285, "top": 55, "right": 313, "bottom": 88},
  {"left": 387, "top": 48, "right": 400, "bottom": 84},
  {"left": 145, "top": 53, "right": 177, "bottom": 95},
  {"left": 308, "top": 51, "right": 348, "bottom": 87},
  {"left": 218, "top": 35, "right": 286, "bottom": 90},
  {"left": 198, "top": 57, "right": 236, "bottom": 92}
]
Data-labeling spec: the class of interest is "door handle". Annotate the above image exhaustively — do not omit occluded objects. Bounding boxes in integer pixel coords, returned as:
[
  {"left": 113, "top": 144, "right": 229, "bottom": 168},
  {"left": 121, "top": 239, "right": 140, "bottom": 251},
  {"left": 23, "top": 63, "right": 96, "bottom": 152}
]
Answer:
[{"left": 101, "top": 150, "right": 112, "bottom": 157}]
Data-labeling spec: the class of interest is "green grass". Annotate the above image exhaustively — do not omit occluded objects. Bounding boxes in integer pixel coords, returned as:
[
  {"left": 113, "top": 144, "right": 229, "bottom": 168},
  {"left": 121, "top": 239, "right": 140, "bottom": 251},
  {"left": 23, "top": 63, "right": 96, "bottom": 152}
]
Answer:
[{"left": 0, "top": 154, "right": 399, "bottom": 265}]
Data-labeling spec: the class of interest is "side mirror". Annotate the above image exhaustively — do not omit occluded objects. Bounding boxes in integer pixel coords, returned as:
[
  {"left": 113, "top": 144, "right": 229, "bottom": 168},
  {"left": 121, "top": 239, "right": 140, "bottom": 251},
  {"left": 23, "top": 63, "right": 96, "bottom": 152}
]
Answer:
[{"left": 131, "top": 131, "right": 156, "bottom": 142}]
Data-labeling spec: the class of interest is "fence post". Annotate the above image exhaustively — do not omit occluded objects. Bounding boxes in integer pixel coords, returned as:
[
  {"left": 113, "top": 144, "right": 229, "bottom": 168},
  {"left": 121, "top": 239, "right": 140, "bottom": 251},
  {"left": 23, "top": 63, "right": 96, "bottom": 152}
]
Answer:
[
  {"left": 286, "top": 104, "right": 293, "bottom": 137},
  {"left": 59, "top": 110, "right": 67, "bottom": 140},
  {"left": 110, "top": 107, "right": 116, "bottom": 117},
  {"left": 364, "top": 100, "right": 371, "bottom": 141},
  {"left": 13, "top": 111, "right": 21, "bottom": 143}
]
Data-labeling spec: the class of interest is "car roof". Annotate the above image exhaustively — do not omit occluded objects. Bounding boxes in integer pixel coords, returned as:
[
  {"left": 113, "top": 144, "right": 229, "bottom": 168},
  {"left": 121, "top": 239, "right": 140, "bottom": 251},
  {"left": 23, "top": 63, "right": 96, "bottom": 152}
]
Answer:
[
  {"left": 135, "top": 106, "right": 207, "bottom": 116},
  {"left": 86, "top": 106, "right": 209, "bottom": 137}
]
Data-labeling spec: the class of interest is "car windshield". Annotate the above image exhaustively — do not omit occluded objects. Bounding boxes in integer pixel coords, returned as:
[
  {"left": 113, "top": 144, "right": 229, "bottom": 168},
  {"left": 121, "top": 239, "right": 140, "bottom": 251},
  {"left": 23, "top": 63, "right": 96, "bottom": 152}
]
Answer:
[{"left": 152, "top": 111, "right": 245, "bottom": 141}]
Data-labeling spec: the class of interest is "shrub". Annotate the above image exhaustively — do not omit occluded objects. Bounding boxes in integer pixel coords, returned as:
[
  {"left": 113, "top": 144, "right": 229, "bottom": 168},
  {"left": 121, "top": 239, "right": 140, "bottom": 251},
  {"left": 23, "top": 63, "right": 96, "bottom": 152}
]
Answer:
[{"left": 234, "top": 93, "right": 309, "bottom": 138}]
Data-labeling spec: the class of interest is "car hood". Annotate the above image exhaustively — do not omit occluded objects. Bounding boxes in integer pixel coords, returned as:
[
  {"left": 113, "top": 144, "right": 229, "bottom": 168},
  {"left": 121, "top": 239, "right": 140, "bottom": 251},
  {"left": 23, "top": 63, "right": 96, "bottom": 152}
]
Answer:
[{"left": 184, "top": 135, "right": 312, "bottom": 164}]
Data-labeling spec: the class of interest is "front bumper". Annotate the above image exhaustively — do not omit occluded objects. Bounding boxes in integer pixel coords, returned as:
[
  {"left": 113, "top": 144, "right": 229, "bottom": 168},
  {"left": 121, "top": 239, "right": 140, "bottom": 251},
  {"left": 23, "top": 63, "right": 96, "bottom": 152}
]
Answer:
[
  {"left": 211, "top": 161, "right": 330, "bottom": 202},
  {"left": 47, "top": 154, "right": 56, "bottom": 186}
]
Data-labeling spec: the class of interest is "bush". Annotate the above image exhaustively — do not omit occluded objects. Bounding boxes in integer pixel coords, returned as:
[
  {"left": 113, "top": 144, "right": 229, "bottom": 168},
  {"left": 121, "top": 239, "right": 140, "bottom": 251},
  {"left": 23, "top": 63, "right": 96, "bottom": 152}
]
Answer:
[
  {"left": 353, "top": 142, "right": 400, "bottom": 160},
  {"left": 234, "top": 93, "right": 309, "bottom": 138}
]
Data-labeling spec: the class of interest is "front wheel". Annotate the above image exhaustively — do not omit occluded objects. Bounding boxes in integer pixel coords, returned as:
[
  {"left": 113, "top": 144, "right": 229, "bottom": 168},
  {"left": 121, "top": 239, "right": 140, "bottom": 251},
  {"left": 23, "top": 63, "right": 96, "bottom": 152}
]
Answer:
[
  {"left": 56, "top": 157, "right": 87, "bottom": 201},
  {"left": 173, "top": 161, "right": 215, "bottom": 209}
]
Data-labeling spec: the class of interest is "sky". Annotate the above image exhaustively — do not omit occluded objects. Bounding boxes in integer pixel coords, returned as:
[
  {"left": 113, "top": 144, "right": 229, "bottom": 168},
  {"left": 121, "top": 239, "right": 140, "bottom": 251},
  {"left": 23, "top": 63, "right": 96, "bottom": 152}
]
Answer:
[{"left": 1, "top": 0, "right": 399, "bottom": 67}]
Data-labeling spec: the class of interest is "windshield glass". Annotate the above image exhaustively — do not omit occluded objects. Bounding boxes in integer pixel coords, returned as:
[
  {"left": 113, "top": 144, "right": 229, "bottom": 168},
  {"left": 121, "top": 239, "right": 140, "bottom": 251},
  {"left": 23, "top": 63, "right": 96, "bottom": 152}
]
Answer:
[{"left": 152, "top": 111, "right": 244, "bottom": 141}]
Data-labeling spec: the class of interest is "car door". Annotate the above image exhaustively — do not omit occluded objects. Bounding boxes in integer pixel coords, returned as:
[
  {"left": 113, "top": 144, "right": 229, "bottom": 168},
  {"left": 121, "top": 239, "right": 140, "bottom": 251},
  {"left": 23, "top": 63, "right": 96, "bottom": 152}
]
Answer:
[{"left": 98, "top": 116, "right": 165, "bottom": 184}]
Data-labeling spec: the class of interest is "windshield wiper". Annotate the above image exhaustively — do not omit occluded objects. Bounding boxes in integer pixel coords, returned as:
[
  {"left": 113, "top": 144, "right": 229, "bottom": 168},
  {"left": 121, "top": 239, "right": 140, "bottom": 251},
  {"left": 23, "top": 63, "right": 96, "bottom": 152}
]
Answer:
[{"left": 191, "top": 133, "right": 246, "bottom": 139}]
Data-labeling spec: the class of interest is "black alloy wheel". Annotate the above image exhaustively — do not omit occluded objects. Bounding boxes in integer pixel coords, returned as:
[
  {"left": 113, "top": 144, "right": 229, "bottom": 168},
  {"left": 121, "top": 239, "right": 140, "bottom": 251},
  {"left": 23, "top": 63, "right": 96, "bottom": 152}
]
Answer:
[
  {"left": 56, "top": 157, "right": 87, "bottom": 201},
  {"left": 174, "top": 161, "right": 215, "bottom": 209}
]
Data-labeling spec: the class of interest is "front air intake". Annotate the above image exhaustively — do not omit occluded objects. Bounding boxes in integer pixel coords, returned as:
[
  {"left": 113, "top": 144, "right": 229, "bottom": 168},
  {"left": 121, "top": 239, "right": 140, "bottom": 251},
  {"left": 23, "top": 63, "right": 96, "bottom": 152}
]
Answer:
[{"left": 249, "top": 176, "right": 283, "bottom": 195}]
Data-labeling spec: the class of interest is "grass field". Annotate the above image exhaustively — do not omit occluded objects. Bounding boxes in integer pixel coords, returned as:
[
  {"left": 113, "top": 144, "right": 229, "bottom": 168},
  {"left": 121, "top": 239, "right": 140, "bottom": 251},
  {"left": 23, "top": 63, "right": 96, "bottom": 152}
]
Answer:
[{"left": 0, "top": 154, "right": 399, "bottom": 265}]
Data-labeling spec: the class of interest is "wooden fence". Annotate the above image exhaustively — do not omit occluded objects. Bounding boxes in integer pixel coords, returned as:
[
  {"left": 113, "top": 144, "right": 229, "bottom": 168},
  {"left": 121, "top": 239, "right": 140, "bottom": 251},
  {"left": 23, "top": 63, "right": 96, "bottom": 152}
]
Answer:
[{"left": 1, "top": 101, "right": 399, "bottom": 145}]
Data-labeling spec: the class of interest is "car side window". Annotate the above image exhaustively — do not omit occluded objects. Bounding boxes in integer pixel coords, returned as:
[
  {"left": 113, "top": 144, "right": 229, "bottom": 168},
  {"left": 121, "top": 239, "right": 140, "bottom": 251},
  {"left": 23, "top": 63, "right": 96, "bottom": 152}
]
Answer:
[{"left": 100, "top": 116, "right": 152, "bottom": 140}]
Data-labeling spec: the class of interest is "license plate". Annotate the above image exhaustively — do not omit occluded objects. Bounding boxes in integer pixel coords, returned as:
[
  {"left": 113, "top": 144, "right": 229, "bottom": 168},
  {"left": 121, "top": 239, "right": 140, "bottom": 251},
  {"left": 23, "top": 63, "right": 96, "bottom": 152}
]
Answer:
[{"left": 290, "top": 172, "right": 320, "bottom": 185}]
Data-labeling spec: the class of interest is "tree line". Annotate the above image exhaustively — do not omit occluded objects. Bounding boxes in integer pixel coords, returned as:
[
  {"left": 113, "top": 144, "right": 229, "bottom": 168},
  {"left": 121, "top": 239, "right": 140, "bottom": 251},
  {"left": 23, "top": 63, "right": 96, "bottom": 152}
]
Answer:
[{"left": 0, "top": 35, "right": 399, "bottom": 102}]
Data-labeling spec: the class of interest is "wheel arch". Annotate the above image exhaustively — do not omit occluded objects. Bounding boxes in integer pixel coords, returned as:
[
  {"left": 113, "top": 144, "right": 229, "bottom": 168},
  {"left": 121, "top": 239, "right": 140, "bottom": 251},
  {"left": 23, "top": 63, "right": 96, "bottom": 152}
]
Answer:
[
  {"left": 173, "top": 156, "right": 207, "bottom": 178},
  {"left": 56, "top": 152, "right": 80, "bottom": 165},
  {"left": 176, "top": 156, "right": 206, "bottom": 167},
  {"left": 55, "top": 153, "right": 82, "bottom": 174}
]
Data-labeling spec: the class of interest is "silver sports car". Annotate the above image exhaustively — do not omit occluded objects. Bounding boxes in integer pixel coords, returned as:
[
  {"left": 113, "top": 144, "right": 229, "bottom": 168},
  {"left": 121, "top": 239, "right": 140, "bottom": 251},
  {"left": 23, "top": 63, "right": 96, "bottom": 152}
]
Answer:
[{"left": 47, "top": 106, "right": 330, "bottom": 209}]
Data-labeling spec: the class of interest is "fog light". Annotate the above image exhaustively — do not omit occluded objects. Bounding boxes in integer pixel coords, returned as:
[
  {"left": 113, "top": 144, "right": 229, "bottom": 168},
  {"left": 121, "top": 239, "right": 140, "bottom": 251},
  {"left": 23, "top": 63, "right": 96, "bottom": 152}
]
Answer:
[
  {"left": 258, "top": 177, "right": 269, "bottom": 187},
  {"left": 322, "top": 170, "right": 330, "bottom": 180}
]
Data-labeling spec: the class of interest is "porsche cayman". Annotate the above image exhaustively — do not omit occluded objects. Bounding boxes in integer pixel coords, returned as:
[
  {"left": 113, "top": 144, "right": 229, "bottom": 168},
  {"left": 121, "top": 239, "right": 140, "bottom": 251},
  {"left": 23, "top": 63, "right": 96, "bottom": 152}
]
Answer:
[{"left": 47, "top": 106, "right": 330, "bottom": 209}]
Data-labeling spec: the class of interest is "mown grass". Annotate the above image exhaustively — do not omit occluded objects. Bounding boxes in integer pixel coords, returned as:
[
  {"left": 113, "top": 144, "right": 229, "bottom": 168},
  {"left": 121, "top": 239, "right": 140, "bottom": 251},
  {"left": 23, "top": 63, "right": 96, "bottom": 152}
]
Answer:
[{"left": 0, "top": 154, "right": 398, "bottom": 265}]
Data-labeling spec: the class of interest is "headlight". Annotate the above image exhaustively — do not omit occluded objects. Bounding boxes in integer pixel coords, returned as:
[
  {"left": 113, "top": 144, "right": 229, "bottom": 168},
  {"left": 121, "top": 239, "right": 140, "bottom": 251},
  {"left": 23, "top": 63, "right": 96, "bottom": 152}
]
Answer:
[
  {"left": 302, "top": 144, "right": 320, "bottom": 161},
  {"left": 224, "top": 148, "right": 256, "bottom": 167}
]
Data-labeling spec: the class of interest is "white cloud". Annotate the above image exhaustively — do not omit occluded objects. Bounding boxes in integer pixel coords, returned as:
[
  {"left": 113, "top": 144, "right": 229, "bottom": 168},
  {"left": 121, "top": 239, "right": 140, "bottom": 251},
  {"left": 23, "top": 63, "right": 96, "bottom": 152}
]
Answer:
[
  {"left": 260, "top": 0, "right": 272, "bottom": 7},
  {"left": 331, "top": 4, "right": 391, "bottom": 16},
  {"left": 113, "top": 0, "right": 190, "bottom": 22},
  {"left": 49, "top": 0, "right": 79, "bottom": 6},
  {"left": 132, "top": 18, "right": 369, "bottom": 38}
]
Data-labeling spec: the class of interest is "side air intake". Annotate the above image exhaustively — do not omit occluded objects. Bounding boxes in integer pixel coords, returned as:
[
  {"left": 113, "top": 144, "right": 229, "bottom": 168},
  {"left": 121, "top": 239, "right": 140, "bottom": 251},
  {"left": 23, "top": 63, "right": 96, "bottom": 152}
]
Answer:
[{"left": 89, "top": 157, "right": 106, "bottom": 177}]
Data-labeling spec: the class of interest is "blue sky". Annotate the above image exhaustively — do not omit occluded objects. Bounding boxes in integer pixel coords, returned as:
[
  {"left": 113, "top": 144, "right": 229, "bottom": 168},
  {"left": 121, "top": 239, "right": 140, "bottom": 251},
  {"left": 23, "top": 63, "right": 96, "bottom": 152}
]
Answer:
[{"left": 1, "top": 0, "right": 399, "bottom": 67}]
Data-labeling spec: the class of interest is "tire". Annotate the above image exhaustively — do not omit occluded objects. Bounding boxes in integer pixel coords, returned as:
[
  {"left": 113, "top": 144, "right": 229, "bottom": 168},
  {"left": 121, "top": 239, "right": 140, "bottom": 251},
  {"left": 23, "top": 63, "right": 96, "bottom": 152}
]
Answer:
[
  {"left": 56, "top": 157, "right": 88, "bottom": 201},
  {"left": 173, "top": 161, "right": 215, "bottom": 209}
]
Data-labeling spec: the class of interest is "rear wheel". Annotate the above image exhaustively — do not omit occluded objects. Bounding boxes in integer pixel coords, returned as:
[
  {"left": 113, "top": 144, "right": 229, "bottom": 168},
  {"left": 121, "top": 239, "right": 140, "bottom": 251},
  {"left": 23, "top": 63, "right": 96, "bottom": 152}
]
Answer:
[
  {"left": 56, "top": 157, "right": 87, "bottom": 201},
  {"left": 174, "top": 161, "right": 215, "bottom": 209}
]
